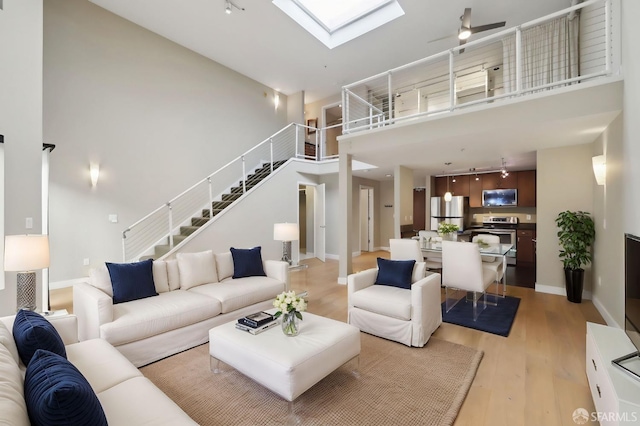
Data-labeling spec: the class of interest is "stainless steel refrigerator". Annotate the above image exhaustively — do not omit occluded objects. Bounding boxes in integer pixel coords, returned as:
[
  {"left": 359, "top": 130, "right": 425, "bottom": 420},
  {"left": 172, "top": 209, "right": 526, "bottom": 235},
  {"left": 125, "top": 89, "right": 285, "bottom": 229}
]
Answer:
[{"left": 430, "top": 196, "right": 468, "bottom": 231}]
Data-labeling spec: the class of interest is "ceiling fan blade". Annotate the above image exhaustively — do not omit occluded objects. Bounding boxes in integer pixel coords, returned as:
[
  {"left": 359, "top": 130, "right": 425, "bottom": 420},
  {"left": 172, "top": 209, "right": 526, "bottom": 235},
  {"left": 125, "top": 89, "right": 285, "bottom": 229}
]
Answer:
[
  {"left": 470, "top": 22, "right": 506, "bottom": 34},
  {"left": 461, "top": 8, "right": 471, "bottom": 29},
  {"left": 428, "top": 33, "right": 458, "bottom": 43}
]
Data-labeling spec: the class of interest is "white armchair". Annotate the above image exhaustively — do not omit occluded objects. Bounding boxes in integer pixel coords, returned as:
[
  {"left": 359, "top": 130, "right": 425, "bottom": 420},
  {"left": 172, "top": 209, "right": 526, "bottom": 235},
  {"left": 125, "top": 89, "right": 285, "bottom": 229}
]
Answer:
[{"left": 347, "top": 261, "right": 442, "bottom": 347}]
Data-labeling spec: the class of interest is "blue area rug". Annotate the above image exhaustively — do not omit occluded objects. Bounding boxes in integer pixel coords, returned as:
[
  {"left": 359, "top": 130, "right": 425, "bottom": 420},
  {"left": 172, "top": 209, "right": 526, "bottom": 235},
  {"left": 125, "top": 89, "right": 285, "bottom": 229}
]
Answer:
[{"left": 441, "top": 295, "right": 521, "bottom": 337}]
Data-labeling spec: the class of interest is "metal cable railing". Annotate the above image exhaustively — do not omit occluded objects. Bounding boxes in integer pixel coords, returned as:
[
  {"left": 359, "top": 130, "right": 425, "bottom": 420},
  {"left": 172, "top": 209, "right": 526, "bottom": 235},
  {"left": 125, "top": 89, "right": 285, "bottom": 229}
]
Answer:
[
  {"left": 122, "top": 123, "right": 316, "bottom": 261},
  {"left": 342, "top": 0, "right": 616, "bottom": 134}
]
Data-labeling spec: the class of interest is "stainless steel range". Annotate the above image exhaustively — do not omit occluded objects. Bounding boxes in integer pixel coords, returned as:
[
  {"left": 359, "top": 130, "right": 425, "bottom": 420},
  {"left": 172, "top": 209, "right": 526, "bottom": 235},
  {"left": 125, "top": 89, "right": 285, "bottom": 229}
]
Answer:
[{"left": 471, "top": 216, "right": 518, "bottom": 265}]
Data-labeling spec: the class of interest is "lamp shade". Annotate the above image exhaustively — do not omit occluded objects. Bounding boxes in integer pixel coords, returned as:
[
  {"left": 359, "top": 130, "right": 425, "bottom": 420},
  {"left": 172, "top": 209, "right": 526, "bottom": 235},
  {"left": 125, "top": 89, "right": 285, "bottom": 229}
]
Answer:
[
  {"left": 4, "top": 235, "right": 50, "bottom": 271},
  {"left": 592, "top": 155, "right": 606, "bottom": 186},
  {"left": 273, "top": 223, "right": 299, "bottom": 241}
]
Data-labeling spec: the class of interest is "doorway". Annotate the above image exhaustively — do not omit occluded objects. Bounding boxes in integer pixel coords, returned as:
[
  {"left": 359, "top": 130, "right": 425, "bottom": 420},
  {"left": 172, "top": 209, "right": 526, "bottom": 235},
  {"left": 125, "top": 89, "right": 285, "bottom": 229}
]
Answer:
[
  {"left": 359, "top": 186, "right": 374, "bottom": 252},
  {"left": 298, "top": 183, "right": 326, "bottom": 261},
  {"left": 321, "top": 102, "right": 342, "bottom": 159}
]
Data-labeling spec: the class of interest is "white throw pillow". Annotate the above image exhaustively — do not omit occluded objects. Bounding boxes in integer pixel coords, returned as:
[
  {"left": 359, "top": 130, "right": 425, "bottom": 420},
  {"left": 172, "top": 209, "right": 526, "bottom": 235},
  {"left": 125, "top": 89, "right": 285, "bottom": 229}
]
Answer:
[
  {"left": 89, "top": 265, "right": 113, "bottom": 297},
  {"left": 215, "top": 252, "right": 234, "bottom": 281},
  {"left": 152, "top": 261, "right": 170, "bottom": 293},
  {"left": 166, "top": 259, "right": 180, "bottom": 291},
  {"left": 176, "top": 250, "right": 218, "bottom": 290}
]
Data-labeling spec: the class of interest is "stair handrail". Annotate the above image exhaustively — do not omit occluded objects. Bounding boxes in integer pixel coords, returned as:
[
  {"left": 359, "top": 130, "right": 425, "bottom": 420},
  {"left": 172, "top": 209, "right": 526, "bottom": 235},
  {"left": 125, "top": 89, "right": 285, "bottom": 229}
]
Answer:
[{"left": 122, "top": 122, "right": 303, "bottom": 261}]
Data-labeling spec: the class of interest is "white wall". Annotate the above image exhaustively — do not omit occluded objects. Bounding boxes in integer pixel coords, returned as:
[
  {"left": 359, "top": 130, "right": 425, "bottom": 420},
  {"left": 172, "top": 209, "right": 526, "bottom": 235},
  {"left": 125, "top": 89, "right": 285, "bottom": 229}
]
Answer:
[
  {"left": 43, "top": 0, "right": 288, "bottom": 281},
  {"left": 536, "top": 144, "right": 594, "bottom": 295},
  {"left": 379, "top": 180, "right": 395, "bottom": 249},
  {"left": 394, "top": 165, "right": 413, "bottom": 237},
  {"left": 619, "top": 0, "right": 640, "bottom": 325},
  {"left": 171, "top": 161, "right": 319, "bottom": 264},
  {"left": 591, "top": 114, "right": 624, "bottom": 326},
  {"left": 0, "top": 0, "right": 44, "bottom": 315}
]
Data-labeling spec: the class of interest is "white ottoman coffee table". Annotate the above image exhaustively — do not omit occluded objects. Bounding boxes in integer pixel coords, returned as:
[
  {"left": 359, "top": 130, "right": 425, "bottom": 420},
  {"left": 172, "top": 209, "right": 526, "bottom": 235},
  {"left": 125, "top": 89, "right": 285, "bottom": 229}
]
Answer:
[{"left": 209, "top": 312, "right": 361, "bottom": 402}]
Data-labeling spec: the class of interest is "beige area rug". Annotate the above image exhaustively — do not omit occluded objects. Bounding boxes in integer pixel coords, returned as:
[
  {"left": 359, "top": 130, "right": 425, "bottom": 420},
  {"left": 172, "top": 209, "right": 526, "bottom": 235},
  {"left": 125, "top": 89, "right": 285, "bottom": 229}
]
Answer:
[{"left": 140, "top": 333, "right": 483, "bottom": 426}]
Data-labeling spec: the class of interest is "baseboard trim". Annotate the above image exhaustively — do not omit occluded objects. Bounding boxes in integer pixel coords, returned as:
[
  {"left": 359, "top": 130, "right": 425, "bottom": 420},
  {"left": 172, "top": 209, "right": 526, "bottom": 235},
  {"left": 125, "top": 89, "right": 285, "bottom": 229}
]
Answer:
[
  {"left": 534, "top": 283, "right": 592, "bottom": 300},
  {"left": 337, "top": 277, "right": 347, "bottom": 285},
  {"left": 50, "top": 278, "right": 87, "bottom": 290},
  {"left": 592, "top": 295, "right": 621, "bottom": 328},
  {"left": 325, "top": 253, "right": 339, "bottom": 260}
]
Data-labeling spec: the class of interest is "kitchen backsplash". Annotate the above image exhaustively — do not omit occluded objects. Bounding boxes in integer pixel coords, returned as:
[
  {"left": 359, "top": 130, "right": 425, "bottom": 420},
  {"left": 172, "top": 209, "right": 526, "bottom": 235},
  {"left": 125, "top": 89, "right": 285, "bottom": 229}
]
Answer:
[{"left": 468, "top": 207, "right": 537, "bottom": 225}]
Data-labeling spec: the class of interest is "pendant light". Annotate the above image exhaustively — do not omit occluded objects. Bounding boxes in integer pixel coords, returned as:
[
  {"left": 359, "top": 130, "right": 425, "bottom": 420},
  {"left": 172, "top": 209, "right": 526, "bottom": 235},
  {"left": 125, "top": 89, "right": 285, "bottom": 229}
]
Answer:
[{"left": 444, "top": 175, "right": 453, "bottom": 202}]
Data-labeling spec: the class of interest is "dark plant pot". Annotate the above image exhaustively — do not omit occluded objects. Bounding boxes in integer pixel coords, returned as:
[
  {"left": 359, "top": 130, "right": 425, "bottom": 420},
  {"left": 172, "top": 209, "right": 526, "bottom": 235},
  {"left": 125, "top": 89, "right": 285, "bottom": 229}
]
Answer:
[{"left": 564, "top": 268, "right": 584, "bottom": 303}]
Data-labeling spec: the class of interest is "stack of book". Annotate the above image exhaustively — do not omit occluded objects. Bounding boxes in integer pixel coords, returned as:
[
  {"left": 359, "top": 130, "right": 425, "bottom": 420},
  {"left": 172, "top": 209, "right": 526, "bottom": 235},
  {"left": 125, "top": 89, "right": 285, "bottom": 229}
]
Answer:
[{"left": 236, "top": 311, "right": 277, "bottom": 335}]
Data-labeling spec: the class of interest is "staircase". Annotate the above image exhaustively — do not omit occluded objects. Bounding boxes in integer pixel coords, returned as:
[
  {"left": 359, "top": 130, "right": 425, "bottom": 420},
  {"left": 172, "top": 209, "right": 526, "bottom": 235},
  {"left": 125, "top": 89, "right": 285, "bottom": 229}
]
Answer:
[{"left": 140, "top": 160, "right": 288, "bottom": 260}]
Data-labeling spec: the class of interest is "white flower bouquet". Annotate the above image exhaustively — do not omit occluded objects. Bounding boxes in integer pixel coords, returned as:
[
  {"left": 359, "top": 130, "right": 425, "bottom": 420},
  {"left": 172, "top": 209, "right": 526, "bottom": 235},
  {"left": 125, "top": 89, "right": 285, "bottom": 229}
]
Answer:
[{"left": 273, "top": 291, "right": 307, "bottom": 336}]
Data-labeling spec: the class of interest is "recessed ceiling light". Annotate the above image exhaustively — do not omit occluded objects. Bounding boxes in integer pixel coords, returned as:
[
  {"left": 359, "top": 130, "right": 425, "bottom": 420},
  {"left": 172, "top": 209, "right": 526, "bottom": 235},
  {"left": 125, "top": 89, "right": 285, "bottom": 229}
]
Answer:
[{"left": 385, "top": 174, "right": 392, "bottom": 177}]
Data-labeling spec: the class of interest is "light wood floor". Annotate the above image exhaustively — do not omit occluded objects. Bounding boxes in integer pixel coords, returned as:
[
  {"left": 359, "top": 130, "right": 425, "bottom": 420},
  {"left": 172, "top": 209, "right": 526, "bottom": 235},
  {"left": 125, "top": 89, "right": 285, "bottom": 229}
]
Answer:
[{"left": 51, "top": 251, "right": 605, "bottom": 426}]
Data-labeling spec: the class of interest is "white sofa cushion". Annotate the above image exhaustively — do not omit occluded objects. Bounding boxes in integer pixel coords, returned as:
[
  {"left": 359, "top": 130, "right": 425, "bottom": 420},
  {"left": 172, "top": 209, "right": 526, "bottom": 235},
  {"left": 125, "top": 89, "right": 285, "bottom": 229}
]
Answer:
[
  {"left": 215, "top": 252, "right": 234, "bottom": 281},
  {"left": 97, "top": 377, "right": 197, "bottom": 425},
  {"left": 100, "top": 291, "right": 222, "bottom": 346},
  {"left": 350, "top": 285, "right": 412, "bottom": 321},
  {"left": 188, "top": 276, "right": 284, "bottom": 314},
  {"left": 0, "top": 320, "right": 19, "bottom": 365},
  {"left": 90, "top": 265, "right": 114, "bottom": 297},
  {"left": 152, "top": 261, "right": 170, "bottom": 293},
  {"left": 0, "top": 341, "right": 29, "bottom": 426},
  {"left": 176, "top": 250, "right": 218, "bottom": 290},
  {"left": 0, "top": 322, "right": 29, "bottom": 426},
  {"left": 66, "top": 338, "right": 142, "bottom": 394},
  {"left": 166, "top": 259, "right": 180, "bottom": 291}
]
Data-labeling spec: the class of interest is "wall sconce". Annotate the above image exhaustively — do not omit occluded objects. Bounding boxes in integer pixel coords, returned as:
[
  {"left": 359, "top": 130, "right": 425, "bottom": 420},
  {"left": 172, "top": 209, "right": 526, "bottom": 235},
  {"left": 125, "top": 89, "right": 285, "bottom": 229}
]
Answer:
[
  {"left": 90, "top": 163, "right": 100, "bottom": 187},
  {"left": 592, "top": 155, "right": 606, "bottom": 186},
  {"left": 274, "top": 93, "right": 280, "bottom": 110}
]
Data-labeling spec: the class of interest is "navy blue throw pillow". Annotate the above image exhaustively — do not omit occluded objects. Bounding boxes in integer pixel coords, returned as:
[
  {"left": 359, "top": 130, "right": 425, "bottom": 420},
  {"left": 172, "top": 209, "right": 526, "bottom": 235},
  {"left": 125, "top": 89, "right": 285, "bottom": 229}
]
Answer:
[
  {"left": 375, "top": 258, "right": 416, "bottom": 289},
  {"left": 106, "top": 259, "right": 158, "bottom": 304},
  {"left": 230, "top": 246, "right": 266, "bottom": 279},
  {"left": 25, "top": 349, "right": 108, "bottom": 426},
  {"left": 13, "top": 309, "right": 66, "bottom": 366}
]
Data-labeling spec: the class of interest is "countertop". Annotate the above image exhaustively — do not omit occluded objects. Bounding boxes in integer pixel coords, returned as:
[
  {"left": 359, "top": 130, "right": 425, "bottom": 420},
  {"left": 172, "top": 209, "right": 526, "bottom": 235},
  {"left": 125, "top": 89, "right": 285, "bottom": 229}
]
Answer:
[{"left": 466, "top": 223, "right": 537, "bottom": 231}]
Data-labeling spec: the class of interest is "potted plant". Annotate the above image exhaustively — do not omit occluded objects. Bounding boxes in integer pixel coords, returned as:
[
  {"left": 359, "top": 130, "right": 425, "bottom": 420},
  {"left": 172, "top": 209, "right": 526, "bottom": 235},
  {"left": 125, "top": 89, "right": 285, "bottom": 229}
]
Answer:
[
  {"left": 555, "top": 210, "right": 596, "bottom": 303},
  {"left": 438, "top": 222, "right": 460, "bottom": 241}
]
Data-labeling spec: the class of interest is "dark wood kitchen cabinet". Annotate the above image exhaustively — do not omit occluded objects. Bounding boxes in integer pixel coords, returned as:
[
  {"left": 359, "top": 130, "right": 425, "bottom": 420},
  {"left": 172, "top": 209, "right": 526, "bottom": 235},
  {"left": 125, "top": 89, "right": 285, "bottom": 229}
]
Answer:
[
  {"left": 434, "top": 177, "right": 447, "bottom": 197},
  {"left": 517, "top": 170, "right": 536, "bottom": 207},
  {"left": 517, "top": 230, "right": 535, "bottom": 265},
  {"left": 469, "top": 175, "right": 483, "bottom": 207},
  {"left": 434, "top": 176, "right": 469, "bottom": 197},
  {"left": 450, "top": 175, "right": 470, "bottom": 197},
  {"left": 482, "top": 172, "right": 518, "bottom": 190}
]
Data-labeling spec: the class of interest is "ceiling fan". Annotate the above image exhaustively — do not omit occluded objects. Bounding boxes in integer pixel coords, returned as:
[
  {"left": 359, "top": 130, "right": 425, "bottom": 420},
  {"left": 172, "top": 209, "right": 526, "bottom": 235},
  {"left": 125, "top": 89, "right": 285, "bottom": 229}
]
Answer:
[{"left": 430, "top": 8, "right": 506, "bottom": 52}]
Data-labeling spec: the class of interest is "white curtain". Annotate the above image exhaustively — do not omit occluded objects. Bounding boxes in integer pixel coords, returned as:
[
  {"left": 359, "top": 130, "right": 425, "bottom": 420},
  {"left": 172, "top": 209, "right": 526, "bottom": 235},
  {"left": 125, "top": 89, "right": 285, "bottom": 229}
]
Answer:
[{"left": 502, "top": 13, "right": 580, "bottom": 93}]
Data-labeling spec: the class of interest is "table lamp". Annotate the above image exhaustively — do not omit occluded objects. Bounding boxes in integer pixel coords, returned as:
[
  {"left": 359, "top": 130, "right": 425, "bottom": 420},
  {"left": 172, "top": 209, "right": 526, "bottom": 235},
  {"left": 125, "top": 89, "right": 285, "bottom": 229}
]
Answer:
[
  {"left": 273, "top": 223, "right": 299, "bottom": 265},
  {"left": 4, "top": 234, "right": 50, "bottom": 311}
]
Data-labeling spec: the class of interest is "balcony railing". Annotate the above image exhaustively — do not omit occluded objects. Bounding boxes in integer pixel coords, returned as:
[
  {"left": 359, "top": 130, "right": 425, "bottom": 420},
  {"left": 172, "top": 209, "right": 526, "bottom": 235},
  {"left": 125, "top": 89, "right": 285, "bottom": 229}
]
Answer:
[{"left": 342, "top": 0, "right": 617, "bottom": 134}]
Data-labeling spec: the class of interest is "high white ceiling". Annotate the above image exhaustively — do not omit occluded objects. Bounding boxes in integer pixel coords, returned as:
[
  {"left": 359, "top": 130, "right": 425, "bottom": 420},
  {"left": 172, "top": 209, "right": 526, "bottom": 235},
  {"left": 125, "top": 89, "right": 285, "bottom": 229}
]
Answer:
[{"left": 88, "top": 0, "right": 574, "bottom": 103}]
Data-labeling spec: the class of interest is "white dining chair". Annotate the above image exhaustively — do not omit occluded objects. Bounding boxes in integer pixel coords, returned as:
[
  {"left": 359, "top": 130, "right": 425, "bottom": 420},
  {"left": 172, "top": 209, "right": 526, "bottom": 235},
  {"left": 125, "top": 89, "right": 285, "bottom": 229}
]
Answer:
[
  {"left": 441, "top": 240, "right": 496, "bottom": 321},
  {"left": 418, "top": 231, "right": 442, "bottom": 271},
  {"left": 471, "top": 234, "right": 505, "bottom": 294}
]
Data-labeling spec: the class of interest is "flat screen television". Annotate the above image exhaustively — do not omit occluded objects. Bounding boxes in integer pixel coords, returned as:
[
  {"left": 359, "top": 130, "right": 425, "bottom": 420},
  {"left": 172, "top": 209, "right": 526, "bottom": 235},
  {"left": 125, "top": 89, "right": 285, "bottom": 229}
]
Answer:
[
  {"left": 612, "top": 233, "right": 640, "bottom": 381},
  {"left": 482, "top": 189, "right": 517, "bottom": 207}
]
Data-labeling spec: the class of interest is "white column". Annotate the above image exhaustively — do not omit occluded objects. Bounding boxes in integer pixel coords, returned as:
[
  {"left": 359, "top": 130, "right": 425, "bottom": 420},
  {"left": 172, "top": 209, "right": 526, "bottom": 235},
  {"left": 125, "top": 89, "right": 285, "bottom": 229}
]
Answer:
[{"left": 338, "top": 152, "right": 352, "bottom": 284}]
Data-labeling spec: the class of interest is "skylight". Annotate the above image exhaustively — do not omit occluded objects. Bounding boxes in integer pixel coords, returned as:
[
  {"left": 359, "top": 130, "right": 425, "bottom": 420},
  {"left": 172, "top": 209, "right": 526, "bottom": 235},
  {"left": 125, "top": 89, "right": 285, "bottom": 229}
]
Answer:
[{"left": 273, "top": 0, "right": 404, "bottom": 49}]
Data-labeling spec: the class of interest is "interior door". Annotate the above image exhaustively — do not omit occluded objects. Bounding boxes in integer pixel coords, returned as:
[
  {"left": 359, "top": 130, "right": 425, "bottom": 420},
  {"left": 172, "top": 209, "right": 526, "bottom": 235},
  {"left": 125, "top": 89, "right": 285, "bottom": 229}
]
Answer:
[{"left": 314, "top": 184, "right": 326, "bottom": 262}]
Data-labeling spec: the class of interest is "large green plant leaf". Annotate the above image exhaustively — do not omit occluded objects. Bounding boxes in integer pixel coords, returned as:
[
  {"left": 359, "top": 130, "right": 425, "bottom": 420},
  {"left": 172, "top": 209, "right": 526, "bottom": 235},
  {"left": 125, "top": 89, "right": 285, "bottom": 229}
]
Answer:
[{"left": 555, "top": 210, "right": 595, "bottom": 270}]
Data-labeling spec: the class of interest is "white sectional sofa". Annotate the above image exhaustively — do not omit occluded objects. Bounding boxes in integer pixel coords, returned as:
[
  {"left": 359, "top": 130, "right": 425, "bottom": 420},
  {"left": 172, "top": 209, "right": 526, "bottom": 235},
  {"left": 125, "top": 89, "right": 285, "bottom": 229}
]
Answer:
[
  {"left": 0, "top": 314, "right": 197, "bottom": 426},
  {"left": 74, "top": 250, "right": 289, "bottom": 367}
]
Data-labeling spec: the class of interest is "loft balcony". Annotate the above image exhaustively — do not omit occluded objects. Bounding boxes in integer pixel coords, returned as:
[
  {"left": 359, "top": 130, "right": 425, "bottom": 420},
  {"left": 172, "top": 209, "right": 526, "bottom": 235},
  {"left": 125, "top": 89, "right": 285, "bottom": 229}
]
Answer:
[{"left": 340, "top": 0, "right": 620, "bottom": 136}]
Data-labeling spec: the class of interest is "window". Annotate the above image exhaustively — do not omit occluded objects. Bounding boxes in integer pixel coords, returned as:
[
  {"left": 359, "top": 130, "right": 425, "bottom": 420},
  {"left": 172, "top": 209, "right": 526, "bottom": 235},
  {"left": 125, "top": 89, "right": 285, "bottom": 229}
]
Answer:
[{"left": 273, "top": 0, "right": 404, "bottom": 49}]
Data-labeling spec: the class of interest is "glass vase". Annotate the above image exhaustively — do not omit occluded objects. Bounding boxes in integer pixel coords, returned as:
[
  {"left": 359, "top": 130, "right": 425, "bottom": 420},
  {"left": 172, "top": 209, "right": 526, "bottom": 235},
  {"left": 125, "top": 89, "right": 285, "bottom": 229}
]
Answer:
[{"left": 281, "top": 311, "right": 300, "bottom": 337}]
